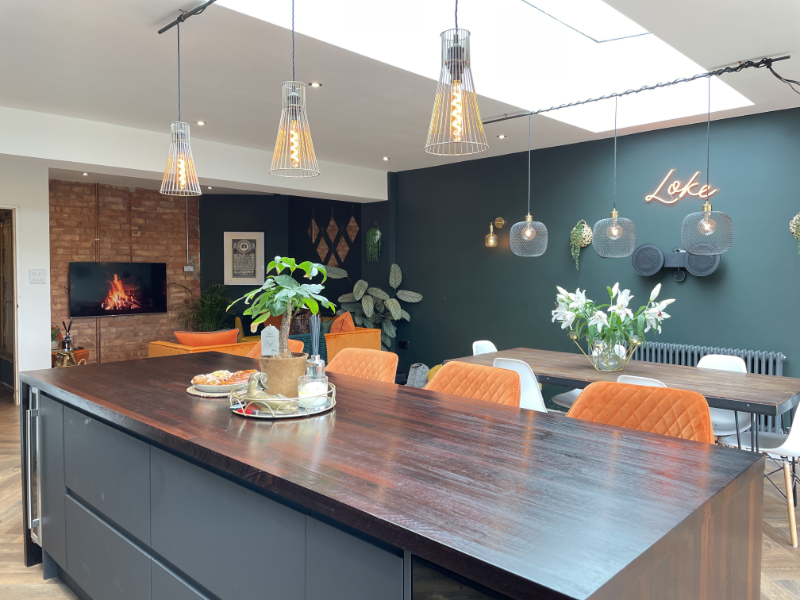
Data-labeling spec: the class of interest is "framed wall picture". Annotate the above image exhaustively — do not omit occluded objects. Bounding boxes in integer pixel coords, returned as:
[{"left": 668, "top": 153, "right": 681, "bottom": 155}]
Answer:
[{"left": 223, "top": 232, "right": 265, "bottom": 286}]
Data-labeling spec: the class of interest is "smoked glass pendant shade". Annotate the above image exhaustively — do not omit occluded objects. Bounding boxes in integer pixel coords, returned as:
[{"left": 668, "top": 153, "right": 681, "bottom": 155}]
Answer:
[
  {"left": 592, "top": 209, "right": 636, "bottom": 258},
  {"left": 270, "top": 82, "right": 320, "bottom": 178},
  {"left": 510, "top": 214, "right": 548, "bottom": 257},
  {"left": 485, "top": 223, "right": 497, "bottom": 248},
  {"left": 681, "top": 202, "right": 733, "bottom": 255},
  {"left": 425, "top": 29, "right": 488, "bottom": 156},
  {"left": 160, "top": 122, "right": 201, "bottom": 196}
]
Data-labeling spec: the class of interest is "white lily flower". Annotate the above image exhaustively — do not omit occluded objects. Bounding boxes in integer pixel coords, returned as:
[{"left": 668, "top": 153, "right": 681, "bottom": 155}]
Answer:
[
  {"left": 615, "top": 289, "right": 633, "bottom": 308},
  {"left": 610, "top": 305, "right": 634, "bottom": 322},
  {"left": 551, "top": 307, "right": 577, "bottom": 330},
  {"left": 588, "top": 310, "right": 609, "bottom": 332},
  {"left": 649, "top": 283, "right": 661, "bottom": 302},
  {"left": 610, "top": 283, "right": 619, "bottom": 300},
  {"left": 569, "top": 289, "right": 588, "bottom": 312}
]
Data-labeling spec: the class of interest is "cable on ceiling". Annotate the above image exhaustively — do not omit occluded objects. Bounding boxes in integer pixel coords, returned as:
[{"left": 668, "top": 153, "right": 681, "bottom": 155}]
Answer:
[{"left": 158, "top": 0, "right": 217, "bottom": 35}]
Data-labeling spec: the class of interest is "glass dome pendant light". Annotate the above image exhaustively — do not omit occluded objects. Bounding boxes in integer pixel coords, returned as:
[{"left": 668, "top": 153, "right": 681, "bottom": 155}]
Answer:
[
  {"left": 270, "top": 0, "right": 320, "bottom": 177},
  {"left": 424, "top": 0, "right": 488, "bottom": 156},
  {"left": 592, "top": 97, "right": 635, "bottom": 258},
  {"left": 681, "top": 77, "right": 732, "bottom": 255},
  {"left": 510, "top": 114, "right": 548, "bottom": 257},
  {"left": 160, "top": 21, "right": 201, "bottom": 197}
]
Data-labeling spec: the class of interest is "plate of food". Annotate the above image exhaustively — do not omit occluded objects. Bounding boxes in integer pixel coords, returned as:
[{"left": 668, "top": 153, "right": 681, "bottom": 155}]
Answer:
[{"left": 191, "top": 370, "right": 257, "bottom": 393}]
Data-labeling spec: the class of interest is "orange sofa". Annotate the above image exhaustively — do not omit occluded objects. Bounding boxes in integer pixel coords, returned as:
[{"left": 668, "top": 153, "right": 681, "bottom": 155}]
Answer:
[
  {"left": 148, "top": 340, "right": 258, "bottom": 358},
  {"left": 324, "top": 327, "right": 381, "bottom": 361}
]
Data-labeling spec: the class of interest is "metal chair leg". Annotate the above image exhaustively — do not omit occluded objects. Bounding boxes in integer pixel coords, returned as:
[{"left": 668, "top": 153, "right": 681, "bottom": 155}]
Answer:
[
  {"left": 734, "top": 410, "right": 742, "bottom": 450},
  {"left": 784, "top": 461, "right": 798, "bottom": 548}
]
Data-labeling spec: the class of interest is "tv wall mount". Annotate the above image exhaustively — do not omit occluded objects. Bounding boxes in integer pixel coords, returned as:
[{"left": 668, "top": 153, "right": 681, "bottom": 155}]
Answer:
[{"left": 631, "top": 244, "right": 720, "bottom": 282}]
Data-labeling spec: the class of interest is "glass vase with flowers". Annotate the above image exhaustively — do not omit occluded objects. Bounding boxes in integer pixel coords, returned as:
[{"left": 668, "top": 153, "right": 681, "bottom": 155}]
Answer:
[{"left": 552, "top": 283, "right": 675, "bottom": 372}]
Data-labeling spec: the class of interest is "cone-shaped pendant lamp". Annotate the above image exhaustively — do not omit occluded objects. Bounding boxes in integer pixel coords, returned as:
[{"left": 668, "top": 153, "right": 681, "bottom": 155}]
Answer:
[
  {"left": 270, "top": 0, "right": 319, "bottom": 177},
  {"left": 510, "top": 114, "right": 547, "bottom": 257},
  {"left": 593, "top": 97, "right": 635, "bottom": 258},
  {"left": 425, "top": 2, "right": 487, "bottom": 156},
  {"left": 681, "top": 77, "right": 732, "bottom": 255},
  {"left": 161, "top": 22, "right": 201, "bottom": 197}
]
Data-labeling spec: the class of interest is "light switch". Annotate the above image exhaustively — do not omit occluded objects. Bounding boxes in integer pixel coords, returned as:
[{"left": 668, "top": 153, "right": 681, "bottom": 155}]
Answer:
[{"left": 29, "top": 269, "right": 47, "bottom": 284}]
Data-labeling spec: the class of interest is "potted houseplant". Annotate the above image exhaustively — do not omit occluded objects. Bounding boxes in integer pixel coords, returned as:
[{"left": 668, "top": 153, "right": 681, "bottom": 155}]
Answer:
[
  {"left": 229, "top": 257, "right": 334, "bottom": 396},
  {"left": 175, "top": 282, "right": 233, "bottom": 331},
  {"left": 51, "top": 324, "right": 60, "bottom": 350},
  {"left": 551, "top": 283, "right": 675, "bottom": 372}
]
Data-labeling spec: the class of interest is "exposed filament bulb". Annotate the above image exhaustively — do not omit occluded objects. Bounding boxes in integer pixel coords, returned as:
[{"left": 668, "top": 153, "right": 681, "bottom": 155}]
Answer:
[
  {"left": 289, "top": 120, "right": 300, "bottom": 168},
  {"left": 177, "top": 157, "right": 187, "bottom": 190},
  {"left": 451, "top": 80, "right": 463, "bottom": 142}
]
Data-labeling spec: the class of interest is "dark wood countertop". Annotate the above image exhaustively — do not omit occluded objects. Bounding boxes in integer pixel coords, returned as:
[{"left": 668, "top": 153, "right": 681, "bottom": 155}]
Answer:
[{"left": 20, "top": 353, "right": 762, "bottom": 600}]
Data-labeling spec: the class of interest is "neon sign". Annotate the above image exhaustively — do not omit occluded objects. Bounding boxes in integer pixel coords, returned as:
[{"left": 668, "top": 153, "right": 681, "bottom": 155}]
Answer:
[{"left": 645, "top": 169, "right": 718, "bottom": 205}]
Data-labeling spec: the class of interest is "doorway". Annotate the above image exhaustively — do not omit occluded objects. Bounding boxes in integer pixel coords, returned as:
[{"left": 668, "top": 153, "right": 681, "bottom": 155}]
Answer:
[{"left": 0, "top": 210, "right": 15, "bottom": 403}]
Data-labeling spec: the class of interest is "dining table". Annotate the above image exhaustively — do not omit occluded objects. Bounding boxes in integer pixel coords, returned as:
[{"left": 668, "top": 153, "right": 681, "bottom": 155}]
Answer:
[{"left": 447, "top": 348, "right": 800, "bottom": 451}]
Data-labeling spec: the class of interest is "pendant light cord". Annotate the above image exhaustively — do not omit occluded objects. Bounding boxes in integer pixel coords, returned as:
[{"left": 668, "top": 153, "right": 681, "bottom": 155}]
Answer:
[
  {"left": 613, "top": 96, "right": 617, "bottom": 210},
  {"left": 455, "top": 0, "right": 458, "bottom": 29},
  {"left": 706, "top": 76, "right": 711, "bottom": 198},
  {"left": 292, "top": 0, "right": 295, "bottom": 82},
  {"left": 527, "top": 112, "right": 531, "bottom": 214},
  {"left": 177, "top": 22, "right": 181, "bottom": 122}
]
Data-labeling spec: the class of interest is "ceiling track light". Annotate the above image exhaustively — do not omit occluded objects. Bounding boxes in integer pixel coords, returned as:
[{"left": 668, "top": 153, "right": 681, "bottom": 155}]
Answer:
[
  {"left": 593, "top": 97, "right": 635, "bottom": 258},
  {"left": 681, "top": 77, "right": 732, "bottom": 255},
  {"left": 160, "top": 20, "right": 201, "bottom": 197},
  {"left": 424, "top": 1, "right": 487, "bottom": 156},
  {"left": 510, "top": 114, "right": 547, "bottom": 257},
  {"left": 270, "top": 0, "right": 320, "bottom": 178}
]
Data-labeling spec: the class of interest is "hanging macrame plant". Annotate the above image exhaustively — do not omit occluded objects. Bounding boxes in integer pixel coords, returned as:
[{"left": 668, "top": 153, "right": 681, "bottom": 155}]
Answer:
[
  {"left": 570, "top": 220, "right": 593, "bottom": 270},
  {"left": 366, "top": 222, "right": 382, "bottom": 263},
  {"left": 790, "top": 213, "right": 800, "bottom": 254}
]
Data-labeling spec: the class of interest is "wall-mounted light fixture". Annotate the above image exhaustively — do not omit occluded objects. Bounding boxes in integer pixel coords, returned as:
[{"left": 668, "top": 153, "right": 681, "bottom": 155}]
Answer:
[{"left": 485, "top": 223, "right": 497, "bottom": 247}]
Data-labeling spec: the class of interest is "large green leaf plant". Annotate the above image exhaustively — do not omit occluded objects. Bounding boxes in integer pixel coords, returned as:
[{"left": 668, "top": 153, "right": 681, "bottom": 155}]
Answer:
[
  {"left": 327, "top": 264, "right": 422, "bottom": 351},
  {"left": 228, "top": 257, "right": 334, "bottom": 358}
]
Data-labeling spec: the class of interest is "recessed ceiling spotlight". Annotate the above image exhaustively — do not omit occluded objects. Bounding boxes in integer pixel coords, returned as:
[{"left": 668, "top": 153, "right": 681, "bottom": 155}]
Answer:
[
  {"left": 309, "top": 82, "right": 322, "bottom": 88},
  {"left": 82, "top": 172, "right": 88, "bottom": 176},
  {"left": 207, "top": 186, "right": 213, "bottom": 190},
  {"left": 383, "top": 157, "right": 390, "bottom": 161},
  {"left": 497, "top": 134, "right": 507, "bottom": 139},
  {"left": 196, "top": 120, "right": 206, "bottom": 126}
]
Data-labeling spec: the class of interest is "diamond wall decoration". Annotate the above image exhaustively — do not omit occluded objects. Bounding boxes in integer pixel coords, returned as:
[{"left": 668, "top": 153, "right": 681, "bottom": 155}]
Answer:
[
  {"left": 316, "top": 236, "right": 329, "bottom": 263},
  {"left": 336, "top": 234, "right": 350, "bottom": 263},
  {"left": 346, "top": 213, "right": 359, "bottom": 243}
]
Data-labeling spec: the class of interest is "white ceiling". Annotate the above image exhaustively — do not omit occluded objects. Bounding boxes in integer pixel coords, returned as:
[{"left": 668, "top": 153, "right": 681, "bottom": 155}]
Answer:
[{"left": 2, "top": 0, "right": 800, "bottom": 182}]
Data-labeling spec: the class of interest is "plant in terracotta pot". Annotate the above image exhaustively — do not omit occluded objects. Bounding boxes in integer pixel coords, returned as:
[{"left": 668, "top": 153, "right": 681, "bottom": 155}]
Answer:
[{"left": 229, "top": 257, "right": 334, "bottom": 396}]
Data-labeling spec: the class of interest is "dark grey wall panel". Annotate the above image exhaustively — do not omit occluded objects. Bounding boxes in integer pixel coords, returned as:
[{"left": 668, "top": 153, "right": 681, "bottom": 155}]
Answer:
[
  {"left": 152, "top": 562, "right": 208, "bottom": 600},
  {"left": 40, "top": 393, "right": 67, "bottom": 569},
  {"left": 151, "top": 448, "right": 305, "bottom": 600},
  {"left": 64, "top": 407, "right": 150, "bottom": 544},
  {"left": 65, "top": 496, "right": 151, "bottom": 600},
  {"left": 306, "top": 517, "right": 403, "bottom": 600}
]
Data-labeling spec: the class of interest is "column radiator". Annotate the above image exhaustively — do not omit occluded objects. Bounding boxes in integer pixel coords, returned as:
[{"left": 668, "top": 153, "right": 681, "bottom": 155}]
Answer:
[{"left": 631, "top": 342, "right": 788, "bottom": 431}]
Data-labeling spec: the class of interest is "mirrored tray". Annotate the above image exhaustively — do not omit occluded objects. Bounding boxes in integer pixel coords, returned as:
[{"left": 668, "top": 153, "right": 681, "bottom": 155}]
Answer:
[{"left": 229, "top": 382, "right": 336, "bottom": 420}]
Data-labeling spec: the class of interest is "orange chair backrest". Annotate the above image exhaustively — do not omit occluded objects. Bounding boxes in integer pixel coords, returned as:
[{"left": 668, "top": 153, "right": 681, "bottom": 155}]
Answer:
[
  {"left": 326, "top": 348, "right": 398, "bottom": 383},
  {"left": 424, "top": 361, "right": 520, "bottom": 407},
  {"left": 245, "top": 338, "right": 304, "bottom": 359},
  {"left": 566, "top": 381, "right": 714, "bottom": 444}
]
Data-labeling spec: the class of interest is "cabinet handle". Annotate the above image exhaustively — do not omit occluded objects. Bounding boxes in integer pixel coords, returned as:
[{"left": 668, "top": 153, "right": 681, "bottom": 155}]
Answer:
[{"left": 26, "top": 389, "right": 40, "bottom": 533}]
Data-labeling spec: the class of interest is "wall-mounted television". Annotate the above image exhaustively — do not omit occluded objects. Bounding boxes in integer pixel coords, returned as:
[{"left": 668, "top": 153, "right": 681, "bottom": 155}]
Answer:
[{"left": 69, "top": 262, "right": 168, "bottom": 318}]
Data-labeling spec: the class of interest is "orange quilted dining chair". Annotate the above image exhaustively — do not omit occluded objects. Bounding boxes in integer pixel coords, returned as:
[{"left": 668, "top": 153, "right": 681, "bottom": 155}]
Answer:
[
  {"left": 245, "top": 338, "right": 305, "bottom": 359},
  {"left": 325, "top": 347, "right": 399, "bottom": 383},
  {"left": 566, "top": 381, "right": 714, "bottom": 444},
  {"left": 424, "top": 361, "right": 520, "bottom": 407}
]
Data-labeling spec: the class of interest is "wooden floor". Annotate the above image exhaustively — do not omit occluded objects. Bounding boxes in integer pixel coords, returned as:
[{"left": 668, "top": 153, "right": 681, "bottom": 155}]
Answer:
[{"left": 0, "top": 393, "right": 797, "bottom": 599}]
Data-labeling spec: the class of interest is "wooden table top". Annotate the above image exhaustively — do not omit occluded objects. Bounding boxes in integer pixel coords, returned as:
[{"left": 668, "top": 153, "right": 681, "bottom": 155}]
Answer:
[
  {"left": 20, "top": 353, "right": 762, "bottom": 600},
  {"left": 449, "top": 348, "right": 800, "bottom": 417}
]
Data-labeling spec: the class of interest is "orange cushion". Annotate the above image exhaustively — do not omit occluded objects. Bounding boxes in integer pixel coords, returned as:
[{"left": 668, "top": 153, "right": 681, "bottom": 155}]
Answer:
[
  {"left": 424, "top": 361, "right": 520, "bottom": 407},
  {"left": 174, "top": 329, "right": 239, "bottom": 347},
  {"left": 326, "top": 348, "right": 398, "bottom": 383},
  {"left": 245, "top": 338, "right": 305, "bottom": 358},
  {"left": 329, "top": 312, "right": 355, "bottom": 334},
  {"left": 566, "top": 381, "right": 714, "bottom": 444}
]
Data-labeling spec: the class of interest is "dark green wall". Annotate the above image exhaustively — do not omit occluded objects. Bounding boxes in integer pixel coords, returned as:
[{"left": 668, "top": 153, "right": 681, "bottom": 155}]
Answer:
[{"left": 394, "top": 108, "right": 800, "bottom": 376}]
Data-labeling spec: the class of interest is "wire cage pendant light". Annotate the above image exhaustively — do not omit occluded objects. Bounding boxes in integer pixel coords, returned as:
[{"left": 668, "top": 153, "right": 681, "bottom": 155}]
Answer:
[
  {"left": 681, "top": 77, "right": 732, "bottom": 255},
  {"left": 593, "top": 97, "right": 635, "bottom": 258},
  {"left": 510, "top": 114, "right": 547, "bottom": 257},
  {"left": 161, "top": 22, "right": 201, "bottom": 196},
  {"left": 271, "top": 0, "right": 320, "bottom": 177},
  {"left": 424, "top": 4, "right": 487, "bottom": 156}
]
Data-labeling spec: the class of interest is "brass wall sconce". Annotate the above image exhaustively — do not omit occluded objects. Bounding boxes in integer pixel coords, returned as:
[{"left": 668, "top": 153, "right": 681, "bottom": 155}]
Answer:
[{"left": 485, "top": 217, "right": 504, "bottom": 248}]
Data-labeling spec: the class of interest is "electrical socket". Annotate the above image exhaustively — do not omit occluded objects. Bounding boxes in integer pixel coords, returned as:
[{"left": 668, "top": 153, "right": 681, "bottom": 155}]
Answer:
[
  {"left": 29, "top": 269, "right": 47, "bottom": 284},
  {"left": 183, "top": 266, "right": 195, "bottom": 272}
]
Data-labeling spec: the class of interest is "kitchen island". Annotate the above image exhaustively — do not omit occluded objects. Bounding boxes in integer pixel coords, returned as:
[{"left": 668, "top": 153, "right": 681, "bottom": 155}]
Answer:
[{"left": 20, "top": 352, "right": 764, "bottom": 600}]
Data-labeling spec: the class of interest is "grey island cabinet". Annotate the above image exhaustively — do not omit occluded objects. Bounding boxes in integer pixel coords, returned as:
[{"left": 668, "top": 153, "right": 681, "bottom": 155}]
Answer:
[{"left": 20, "top": 353, "right": 764, "bottom": 600}]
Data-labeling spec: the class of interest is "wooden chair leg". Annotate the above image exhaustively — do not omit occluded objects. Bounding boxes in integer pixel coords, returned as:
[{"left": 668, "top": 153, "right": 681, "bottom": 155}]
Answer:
[{"left": 783, "top": 461, "right": 798, "bottom": 548}]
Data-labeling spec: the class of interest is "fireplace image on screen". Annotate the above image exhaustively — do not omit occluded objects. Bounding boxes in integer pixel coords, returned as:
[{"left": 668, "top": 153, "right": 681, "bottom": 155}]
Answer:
[{"left": 69, "top": 262, "right": 168, "bottom": 318}]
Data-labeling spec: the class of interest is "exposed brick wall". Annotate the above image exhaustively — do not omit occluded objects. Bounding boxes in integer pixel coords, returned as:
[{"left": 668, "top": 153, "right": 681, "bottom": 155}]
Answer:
[{"left": 50, "top": 180, "right": 200, "bottom": 363}]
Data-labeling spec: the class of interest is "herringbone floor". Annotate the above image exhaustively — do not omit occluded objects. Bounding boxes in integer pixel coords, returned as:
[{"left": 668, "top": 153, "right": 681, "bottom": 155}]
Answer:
[{"left": 0, "top": 393, "right": 798, "bottom": 599}]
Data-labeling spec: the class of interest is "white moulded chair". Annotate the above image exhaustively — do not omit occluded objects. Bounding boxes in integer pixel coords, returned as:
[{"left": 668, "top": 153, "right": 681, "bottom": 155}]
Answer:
[
  {"left": 617, "top": 375, "right": 667, "bottom": 387},
  {"left": 472, "top": 340, "right": 498, "bottom": 356},
  {"left": 697, "top": 355, "right": 751, "bottom": 437},
  {"left": 493, "top": 358, "right": 547, "bottom": 413},
  {"left": 551, "top": 344, "right": 628, "bottom": 410},
  {"left": 720, "top": 420, "right": 800, "bottom": 547}
]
